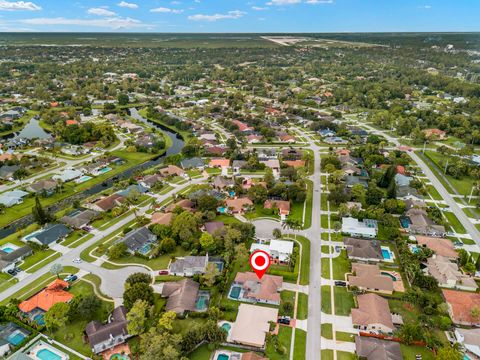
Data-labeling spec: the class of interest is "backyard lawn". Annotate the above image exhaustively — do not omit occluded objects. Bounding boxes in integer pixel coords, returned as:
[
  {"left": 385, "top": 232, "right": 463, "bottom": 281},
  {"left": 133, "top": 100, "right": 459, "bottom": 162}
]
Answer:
[{"left": 400, "top": 344, "right": 435, "bottom": 360}]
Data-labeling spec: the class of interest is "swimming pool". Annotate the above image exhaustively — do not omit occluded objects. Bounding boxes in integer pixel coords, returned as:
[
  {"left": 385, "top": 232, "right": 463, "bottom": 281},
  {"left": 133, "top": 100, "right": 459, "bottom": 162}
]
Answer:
[
  {"left": 137, "top": 244, "right": 151, "bottom": 255},
  {"left": 34, "top": 313, "right": 45, "bottom": 326},
  {"left": 2, "top": 247, "right": 14, "bottom": 253},
  {"left": 97, "top": 166, "right": 112, "bottom": 174},
  {"left": 195, "top": 293, "right": 209, "bottom": 311},
  {"left": 217, "top": 206, "right": 227, "bottom": 214},
  {"left": 8, "top": 331, "right": 26, "bottom": 346},
  {"left": 409, "top": 244, "right": 420, "bottom": 254},
  {"left": 381, "top": 249, "right": 391, "bottom": 260},
  {"left": 110, "top": 354, "right": 130, "bottom": 360},
  {"left": 229, "top": 286, "right": 241, "bottom": 299},
  {"left": 36, "top": 348, "right": 62, "bottom": 360},
  {"left": 221, "top": 323, "right": 231, "bottom": 334},
  {"left": 217, "top": 354, "right": 230, "bottom": 360},
  {"left": 399, "top": 216, "right": 411, "bottom": 229},
  {"left": 76, "top": 175, "right": 92, "bottom": 184},
  {"left": 381, "top": 272, "right": 397, "bottom": 281}
]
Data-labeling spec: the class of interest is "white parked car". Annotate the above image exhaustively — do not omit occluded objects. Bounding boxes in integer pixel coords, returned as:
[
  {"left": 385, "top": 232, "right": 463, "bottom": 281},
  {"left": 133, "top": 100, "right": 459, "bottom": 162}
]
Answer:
[{"left": 72, "top": 258, "right": 82, "bottom": 264}]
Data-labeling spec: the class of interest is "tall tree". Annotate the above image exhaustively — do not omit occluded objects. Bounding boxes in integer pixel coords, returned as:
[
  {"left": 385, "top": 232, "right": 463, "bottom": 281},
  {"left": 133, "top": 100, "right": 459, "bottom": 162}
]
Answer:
[
  {"left": 127, "top": 299, "right": 149, "bottom": 336},
  {"left": 32, "top": 196, "right": 51, "bottom": 225},
  {"left": 49, "top": 263, "right": 63, "bottom": 279},
  {"left": 44, "top": 302, "right": 70, "bottom": 332}
]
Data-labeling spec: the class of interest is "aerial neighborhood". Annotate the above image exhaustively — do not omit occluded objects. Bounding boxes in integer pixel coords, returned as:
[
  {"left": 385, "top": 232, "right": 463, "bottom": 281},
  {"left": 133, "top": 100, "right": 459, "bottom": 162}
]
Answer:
[{"left": 0, "top": 28, "right": 479, "bottom": 360}]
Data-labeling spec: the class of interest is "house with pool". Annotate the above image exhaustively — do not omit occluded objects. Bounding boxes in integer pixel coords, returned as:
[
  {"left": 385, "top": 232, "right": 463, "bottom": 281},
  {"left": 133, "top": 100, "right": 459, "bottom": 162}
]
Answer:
[
  {"left": 115, "top": 226, "right": 157, "bottom": 257},
  {"left": 169, "top": 255, "right": 209, "bottom": 277},
  {"left": 161, "top": 278, "right": 210, "bottom": 315},
  {"left": 85, "top": 306, "right": 130, "bottom": 355},
  {"left": 10, "top": 339, "right": 69, "bottom": 360},
  {"left": 0, "top": 322, "right": 31, "bottom": 356},
  {"left": 230, "top": 272, "right": 283, "bottom": 305},
  {"left": 0, "top": 245, "right": 32, "bottom": 273},
  {"left": 18, "top": 279, "right": 73, "bottom": 326},
  {"left": 343, "top": 238, "right": 395, "bottom": 263},
  {"left": 21, "top": 224, "right": 71, "bottom": 247}
]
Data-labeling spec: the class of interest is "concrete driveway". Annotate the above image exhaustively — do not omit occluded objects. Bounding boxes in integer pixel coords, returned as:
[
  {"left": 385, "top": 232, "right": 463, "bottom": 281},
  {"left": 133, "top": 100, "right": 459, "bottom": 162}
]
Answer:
[{"left": 251, "top": 218, "right": 282, "bottom": 239}]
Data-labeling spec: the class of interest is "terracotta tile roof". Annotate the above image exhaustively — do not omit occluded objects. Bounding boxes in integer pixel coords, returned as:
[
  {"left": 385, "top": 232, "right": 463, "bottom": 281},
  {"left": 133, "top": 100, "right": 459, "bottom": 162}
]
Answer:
[
  {"left": 416, "top": 236, "right": 458, "bottom": 259},
  {"left": 348, "top": 263, "right": 394, "bottom": 293},
  {"left": 283, "top": 160, "right": 306, "bottom": 168},
  {"left": 159, "top": 165, "right": 184, "bottom": 177},
  {"left": 93, "top": 193, "right": 126, "bottom": 211},
  {"left": 209, "top": 158, "right": 230, "bottom": 168},
  {"left": 226, "top": 197, "right": 253, "bottom": 213},
  {"left": 66, "top": 119, "right": 78, "bottom": 126},
  {"left": 19, "top": 279, "right": 73, "bottom": 313},
  {"left": 351, "top": 293, "right": 394, "bottom": 331},
  {"left": 165, "top": 199, "right": 195, "bottom": 213},
  {"left": 151, "top": 212, "right": 174, "bottom": 225},
  {"left": 264, "top": 199, "right": 291, "bottom": 215},
  {"left": 443, "top": 289, "right": 480, "bottom": 325},
  {"left": 235, "top": 271, "right": 283, "bottom": 303}
]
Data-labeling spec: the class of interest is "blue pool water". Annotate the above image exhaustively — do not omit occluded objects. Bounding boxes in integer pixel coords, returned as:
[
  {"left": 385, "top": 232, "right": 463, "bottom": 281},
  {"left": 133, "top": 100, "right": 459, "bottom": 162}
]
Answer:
[
  {"left": 138, "top": 244, "right": 151, "bottom": 255},
  {"left": 218, "top": 354, "right": 230, "bottom": 360},
  {"left": 76, "top": 175, "right": 92, "bottom": 183},
  {"left": 229, "top": 286, "right": 241, "bottom": 299},
  {"left": 399, "top": 216, "right": 411, "bottom": 229},
  {"left": 37, "top": 348, "right": 62, "bottom": 360},
  {"left": 98, "top": 167, "right": 112, "bottom": 174},
  {"left": 382, "top": 249, "right": 391, "bottom": 260},
  {"left": 110, "top": 355, "right": 130, "bottom": 360},
  {"left": 381, "top": 272, "right": 397, "bottom": 282},
  {"left": 221, "top": 323, "right": 231, "bottom": 334},
  {"left": 34, "top": 313, "right": 45, "bottom": 326},
  {"left": 2, "top": 247, "right": 14, "bottom": 253},
  {"left": 229, "top": 191, "right": 235, "bottom": 197},
  {"left": 8, "top": 332, "right": 26, "bottom": 346},
  {"left": 196, "top": 295, "right": 209, "bottom": 310},
  {"left": 410, "top": 245, "right": 420, "bottom": 254},
  {"left": 218, "top": 207, "right": 227, "bottom": 214}
]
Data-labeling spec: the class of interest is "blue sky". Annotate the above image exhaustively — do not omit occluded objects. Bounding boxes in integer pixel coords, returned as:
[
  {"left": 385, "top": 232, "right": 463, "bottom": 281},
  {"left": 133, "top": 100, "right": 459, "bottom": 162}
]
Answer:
[{"left": 0, "top": 0, "right": 478, "bottom": 32}]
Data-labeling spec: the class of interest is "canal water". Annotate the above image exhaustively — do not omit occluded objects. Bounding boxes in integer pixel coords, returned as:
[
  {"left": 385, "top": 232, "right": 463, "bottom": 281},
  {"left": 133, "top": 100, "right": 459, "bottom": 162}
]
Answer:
[{"left": 0, "top": 108, "right": 184, "bottom": 239}]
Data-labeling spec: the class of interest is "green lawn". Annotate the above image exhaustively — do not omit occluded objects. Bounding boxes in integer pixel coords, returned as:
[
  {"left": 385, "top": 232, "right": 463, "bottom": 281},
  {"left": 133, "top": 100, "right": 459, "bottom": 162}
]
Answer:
[
  {"left": 293, "top": 329, "right": 306, "bottom": 360},
  {"left": 244, "top": 203, "right": 280, "bottom": 221},
  {"left": 102, "top": 246, "right": 188, "bottom": 270},
  {"left": 321, "top": 215, "right": 330, "bottom": 229},
  {"left": 334, "top": 287, "right": 354, "bottom": 316},
  {"left": 187, "top": 344, "right": 212, "bottom": 360},
  {"left": 426, "top": 185, "right": 442, "bottom": 200},
  {"left": 332, "top": 250, "right": 350, "bottom": 281},
  {"left": 444, "top": 211, "right": 466, "bottom": 233},
  {"left": 21, "top": 249, "right": 57, "bottom": 272},
  {"left": 297, "top": 293, "right": 308, "bottom": 320},
  {"left": 283, "top": 235, "right": 310, "bottom": 285},
  {"left": 280, "top": 290, "right": 296, "bottom": 317},
  {"left": 25, "top": 252, "right": 62, "bottom": 273},
  {"left": 321, "top": 286, "right": 332, "bottom": 314},
  {"left": 321, "top": 323, "right": 333, "bottom": 339},
  {"left": 49, "top": 280, "right": 113, "bottom": 356},
  {"left": 336, "top": 331, "right": 356, "bottom": 342},
  {"left": 321, "top": 350, "right": 334, "bottom": 360},
  {"left": 265, "top": 325, "right": 292, "bottom": 360},
  {"left": 400, "top": 344, "right": 435, "bottom": 360},
  {"left": 321, "top": 258, "right": 330, "bottom": 279},
  {"left": 337, "top": 351, "right": 355, "bottom": 360}
]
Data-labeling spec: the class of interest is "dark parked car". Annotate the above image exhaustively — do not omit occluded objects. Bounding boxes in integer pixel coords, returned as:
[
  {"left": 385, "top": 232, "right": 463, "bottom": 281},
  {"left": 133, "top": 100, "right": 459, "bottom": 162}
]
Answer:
[
  {"left": 334, "top": 281, "right": 347, "bottom": 287},
  {"left": 278, "top": 316, "right": 291, "bottom": 325},
  {"left": 159, "top": 270, "right": 169, "bottom": 275}
]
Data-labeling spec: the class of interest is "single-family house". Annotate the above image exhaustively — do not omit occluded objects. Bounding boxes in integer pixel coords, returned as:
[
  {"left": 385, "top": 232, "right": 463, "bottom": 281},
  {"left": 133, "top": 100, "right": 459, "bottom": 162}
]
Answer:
[
  {"left": 0, "top": 165, "right": 20, "bottom": 180},
  {"left": 247, "top": 135, "right": 263, "bottom": 144},
  {"left": 396, "top": 185, "right": 423, "bottom": 201},
  {"left": 87, "top": 194, "right": 126, "bottom": 212},
  {"left": 406, "top": 208, "right": 446, "bottom": 237},
  {"left": 0, "top": 190, "right": 29, "bottom": 208},
  {"left": 203, "top": 221, "right": 225, "bottom": 235},
  {"left": 342, "top": 217, "right": 378, "bottom": 238},
  {"left": 423, "top": 128, "right": 446, "bottom": 140},
  {"left": 85, "top": 306, "right": 130, "bottom": 354},
  {"left": 250, "top": 239, "right": 294, "bottom": 264},
  {"left": 26, "top": 179, "right": 58, "bottom": 196},
  {"left": 232, "top": 272, "right": 283, "bottom": 305},
  {"left": 352, "top": 293, "right": 395, "bottom": 334},
  {"left": 264, "top": 199, "right": 290, "bottom": 220},
  {"left": 225, "top": 197, "right": 253, "bottom": 214},
  {"left": 180, "top": 157, "right": 205, "bottom": 170},
  {"left": 22, "top": 224, "right": 71, "bottom": 246},
  {"left": 117, "top": 227, "right": 157, "bottom": 255},
  {"left": 213, "top": 176, "right": 234, "bottom": 189},
  {"left": 140, "top": 173, "right": 163, "bottom": 188},
  {"left": 52, "top": 169, "right": 83, "bottom": 183},
  {"left": 230, "top": 304, "right": 278, "bottom": 348},
  {"left": 416, "top": 235, "right": 458, "bottom": 259},
  {"left": 394, "top": 173, "right": 412, "bottom": 187},
  {"left": 260, "top": 159, "right": 280, "bottom": 179},
  {"left": 150, "top": 212, "right": 175, "bottom": 226},
  {"left": 169, "top": 255, "right": 209, "bottom": 276},
  {"left": 344, "top": 238, "right": 383, "bottom": 262},
  {"left": 0, "top": 246, "right": 32, "bottom": 273},
  {"left": 165, "top": 199, "right": 195, "bottom": 213},
  {"left": 348, "top": 263, "right": 394, "bottom": 295},
  {"left": 443, "top": 289, "right": 480, "bottom": 326},
  {"left": 354, "top": 336, "right": 402, "bottom": 360},
  {"left": 283, "top": 160, "right": 306, "bottom": 168},
  {"left": 159, "top": 165, "right": 185, "bottom": 178},
  {"left": 232, "top": 120, "right": 253, "bottom": 133},
  {"left": 161, "top": 279, "right": 204, "bottom": 315},
  {"left": 426, "top": 255, "right": 477, "bottom": 291},
  {"left": 232, "top": 160, "right": 247, "bottom": 174},
  {"left": 454, "top": 328, "right": 480, "bottom": 360},
  {"left": 60, "top": 209, "right": 98, "bottom": 229},
  {"left": 279, "top": 135, "right": 296, "bottom": 143},
  {"left": 19, "top": 279, "right": 73, "bottom": 316}
]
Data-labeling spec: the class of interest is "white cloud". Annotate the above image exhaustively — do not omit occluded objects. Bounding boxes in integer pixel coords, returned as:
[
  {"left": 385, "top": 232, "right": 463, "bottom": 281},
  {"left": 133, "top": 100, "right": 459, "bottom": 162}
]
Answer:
[
  {"left": 252, "top": 6, "right": 268, "bottom": 10},
  {"left": 0, "top": 0, "right": 41, "bottom": 11},
  {"left": 188, "top": 10, "right": 246, "bottom": 21},
  {"left": 150, "top": 7, "right": 183, "bottom": 14},
  {"left": 20, "top": 16, "right": 148, "bottom": 29},
  {"left": 87, "top": 7, "right": 117, "bottom": 16},
  {"left": 117, "top": 1, "right": 138, "bottom": 9},
  {"left": 419, "top": 5, "right": 432, "bottom": 9},
  {"left": 266, "top": 0, "right": 300, "bottom": 5}
]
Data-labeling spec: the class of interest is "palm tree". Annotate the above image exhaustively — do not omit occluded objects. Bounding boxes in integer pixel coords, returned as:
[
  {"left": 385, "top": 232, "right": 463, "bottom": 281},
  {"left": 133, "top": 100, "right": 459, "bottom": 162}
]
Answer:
[{"left": 283, "top": 217, "right": 302, "bottom": 241}]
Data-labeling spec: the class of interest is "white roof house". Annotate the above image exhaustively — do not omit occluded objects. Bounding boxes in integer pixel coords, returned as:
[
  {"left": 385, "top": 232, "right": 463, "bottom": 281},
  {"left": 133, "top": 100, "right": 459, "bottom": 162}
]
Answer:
[
  {"left": 52, "top": 169, "right": 83, "bottom": 183},
  {"left": 455, "top": 328, "right": 480, "bottom": 359},
  {"left": 0, "top": 189, "right": 29, "bottom": 207},
  {"left": 342, "top": 217, "right": 378, "bottom": 238},
  {"left": 250, "top": 240, "right": 294, "bottom": 263}
]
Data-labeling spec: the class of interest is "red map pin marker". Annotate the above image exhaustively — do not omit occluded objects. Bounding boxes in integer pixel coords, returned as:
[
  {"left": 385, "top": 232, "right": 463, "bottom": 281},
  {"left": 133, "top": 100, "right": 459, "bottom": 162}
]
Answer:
[{"left": 250, "top": 250, "right": 271, "bottom": 280}]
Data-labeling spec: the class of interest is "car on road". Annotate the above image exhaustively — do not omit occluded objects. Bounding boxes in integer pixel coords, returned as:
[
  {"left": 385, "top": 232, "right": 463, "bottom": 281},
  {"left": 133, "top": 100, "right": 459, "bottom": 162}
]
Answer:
[
  {"left": 334, "top": 281, "right": 347, "bottom": 287},
  {"left": 81, "top": 226, "right": 93, "bottom": 232},
  {"left": 278, "top": 316, "right": 291, "bottom": 325},
  {"left": 64, "top": 274, "right": 78, "bottom": 282},
  {"left": 158, "top": 270, "right": 169, "bottom": 275},
  {"left": 72, "top": 258, "right": 82, "bottom": 264}
]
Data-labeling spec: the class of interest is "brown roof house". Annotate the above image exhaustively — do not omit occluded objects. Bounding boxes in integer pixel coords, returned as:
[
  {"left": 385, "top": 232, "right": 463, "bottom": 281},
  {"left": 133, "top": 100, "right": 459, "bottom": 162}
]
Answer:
[
  {"left": 443, "top": 289, "right": 480, "bottom": 326},
  {"left": 232, "top": 272, "right": 283, "bottom": 305},
  {"left": 26, "top": 179, "right": 58, "bottom": 196},
  {"left": 159, "top": 165, "right": 185, "bottom": 178},
  {"left": 165, "top": 199, "right": 195, "bottom": 213},
  {"left": 161, "top": 279, "right": 207, "bottom": 315},
  {"left": 423, "top": 128, "right": 447, "bottom": 140},
  {"left": 225, "top": 197, "right": 253, "bottom": 215},
  {"left": 150, "top": 212, "right": 175, "bottom": 226},
  {"left": 230, "top": 304, "right": 278, "bottom": 348},
  {"left": 354, "top": 336, "right": 402, "bottom": 360},
  {"left": 406, "top": 208, "right": 446, "bottom": 237},
  {"left": 85, "top": 306, "right": 130, "bottom": 354},
  {"left": 426, "top": 255, "right": 478, "bottom": 291},
  {"left": 352, "top": 293, "right": 395, "bottom": 334},
  {"left": 60, "top": 209, "right": 98, "bottom": 229},
  {"left": 348, "top": 263, "right": 394, "bottom": 295},
  {"left": 416, "top": 235, "right": 458, "bottom": 259},
  {"left": 87, "top": 194, "right": 126, "bottom": 212},
  {"left": 264, "top": 199, "right": 290, "bottom": 221},
  {"left": 213, "top": 175, "right": 234, "bottom": 190},
  {"left": 343, "top": 238, "right": 383, "bottom": 262},
  {"left": 140, "top": 173, "right": 163, "bottom": 189}
]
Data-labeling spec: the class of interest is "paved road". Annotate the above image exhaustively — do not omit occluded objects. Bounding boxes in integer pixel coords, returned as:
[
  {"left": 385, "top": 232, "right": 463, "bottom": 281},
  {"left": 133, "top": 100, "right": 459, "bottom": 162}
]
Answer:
[{"left": 345, "top": 115, "right": 480, "bottom": 245}]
